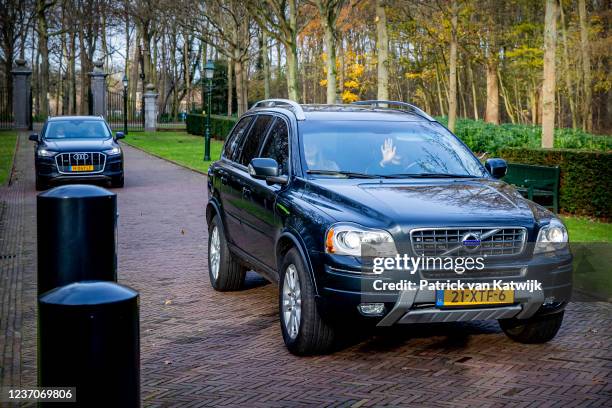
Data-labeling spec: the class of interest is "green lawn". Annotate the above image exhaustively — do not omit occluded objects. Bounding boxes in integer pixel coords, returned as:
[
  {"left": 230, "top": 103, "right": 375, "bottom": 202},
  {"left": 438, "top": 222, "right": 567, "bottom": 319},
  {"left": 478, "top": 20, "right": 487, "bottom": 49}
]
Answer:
[
  {"left": 0, "top": 131, "right": 18, "bottom": 185},
  {"left": 562, "top": 216, "right": 611, "bottom": 242},
  {"left": 121, "top": 131, "right": 223, "bottom": 173}
]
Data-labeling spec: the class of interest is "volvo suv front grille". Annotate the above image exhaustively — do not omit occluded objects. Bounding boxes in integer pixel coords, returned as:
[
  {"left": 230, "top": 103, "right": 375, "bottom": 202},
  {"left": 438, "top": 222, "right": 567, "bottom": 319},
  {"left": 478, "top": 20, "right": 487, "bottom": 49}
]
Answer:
[
  {"left": 410, "top": 227, "right": 527, "bottom": 257},
  {"left": 55, "top": 152, "right": 106, "bottom": 174}
]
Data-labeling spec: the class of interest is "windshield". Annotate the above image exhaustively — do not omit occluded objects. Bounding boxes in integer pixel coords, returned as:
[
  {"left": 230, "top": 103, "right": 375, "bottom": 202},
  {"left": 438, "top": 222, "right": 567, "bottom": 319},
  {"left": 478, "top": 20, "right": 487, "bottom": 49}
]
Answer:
[
  {"left": 300, "top": 121, "right": 487, "bottom": 177},
  {"left": 44, "top": 120, "right": 111, "bottom": 139}
]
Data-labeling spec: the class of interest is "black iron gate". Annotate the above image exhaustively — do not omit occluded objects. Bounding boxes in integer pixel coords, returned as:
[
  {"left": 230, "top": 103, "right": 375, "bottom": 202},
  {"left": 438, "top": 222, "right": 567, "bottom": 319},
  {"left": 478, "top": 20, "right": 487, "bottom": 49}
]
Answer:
[
  {"left": 0, "top": 87, "right": 12, "bottom": 129},
  {"left": 106, "top": 91, "right": 143, "bottom": 132}
]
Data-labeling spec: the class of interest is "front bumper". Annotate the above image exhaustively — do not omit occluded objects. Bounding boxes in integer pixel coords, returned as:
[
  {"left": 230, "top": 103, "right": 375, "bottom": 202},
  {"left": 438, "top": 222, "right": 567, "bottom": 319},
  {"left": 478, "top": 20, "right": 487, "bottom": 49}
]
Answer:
[
  {"left": 315, "top": 251, "right": 572, "bottom": 325},
  {"left": 36, "top": 154, "right": 123, "bottom": 184}
]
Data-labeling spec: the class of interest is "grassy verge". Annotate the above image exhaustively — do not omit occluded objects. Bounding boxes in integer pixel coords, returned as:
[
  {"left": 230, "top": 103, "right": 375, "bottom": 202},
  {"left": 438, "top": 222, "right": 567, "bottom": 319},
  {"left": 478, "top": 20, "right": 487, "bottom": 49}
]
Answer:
[
  {"left": 562, "top": 216, "right": 611, "bottom": 242},
  {"left": 0, "top": 131, "right": 18, "bottom": 185},
  {"left": 121, "top": 131, "right": 223, "bottom": 173}
]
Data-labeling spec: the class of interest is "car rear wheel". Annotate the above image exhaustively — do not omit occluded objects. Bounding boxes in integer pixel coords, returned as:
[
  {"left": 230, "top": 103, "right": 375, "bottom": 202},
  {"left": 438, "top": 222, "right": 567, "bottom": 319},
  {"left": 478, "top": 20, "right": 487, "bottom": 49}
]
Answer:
[
  {"left": 207, "top": 215, "right": 245, "bottom": 291},
  {"left": 499, "top": 311, "right": 564, "bottom": 344},
  {"left": 279, "top": 248, "right": 335, "bottom": 355}
]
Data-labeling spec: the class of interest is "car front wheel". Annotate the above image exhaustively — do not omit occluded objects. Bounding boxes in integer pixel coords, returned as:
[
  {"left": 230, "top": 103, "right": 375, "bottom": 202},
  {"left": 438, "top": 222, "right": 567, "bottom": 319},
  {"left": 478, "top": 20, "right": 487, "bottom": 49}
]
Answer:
[
  {"left": 207, "top": 215, "right": 245, "bottom": 291},
  {"left": 279, "top": 248, "right": 335, "bottom": 355},
  {"left": 499, "top": 311, "right": 564, "bottom": 344}
]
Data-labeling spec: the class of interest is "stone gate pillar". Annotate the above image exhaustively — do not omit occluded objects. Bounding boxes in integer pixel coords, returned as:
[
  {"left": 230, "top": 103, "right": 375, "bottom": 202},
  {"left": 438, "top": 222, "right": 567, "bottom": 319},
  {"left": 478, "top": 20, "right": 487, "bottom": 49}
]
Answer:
[
  {"left": 11, "top": 59, "right": 32, "bottom": 130},
  {"left": 143, "top": 84, "right": 158, "bottom": 132},
  {"left": 89, "top": 60, "right": 107, "bottom": 117}
]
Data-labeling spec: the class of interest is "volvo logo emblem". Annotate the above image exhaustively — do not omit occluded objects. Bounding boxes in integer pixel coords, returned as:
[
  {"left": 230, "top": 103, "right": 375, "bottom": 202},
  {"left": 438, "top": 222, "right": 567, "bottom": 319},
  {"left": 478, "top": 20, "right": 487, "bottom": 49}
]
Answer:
[
  {"left": 73, "top": 153, "right": 89, "bottom": 160},
  {"left": 461, "top": 232, "right": 481, "bottom": 251}
]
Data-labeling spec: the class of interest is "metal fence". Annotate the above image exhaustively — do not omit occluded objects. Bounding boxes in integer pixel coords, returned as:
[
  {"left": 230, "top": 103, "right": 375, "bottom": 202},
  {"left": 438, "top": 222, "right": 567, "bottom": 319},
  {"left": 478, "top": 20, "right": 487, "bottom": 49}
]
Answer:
[
  {"left": 106, "top": 91, "right": 144, "bottom": 132},
  {"left": 0, "top": 87, "right": 12, "bottom": 129}
]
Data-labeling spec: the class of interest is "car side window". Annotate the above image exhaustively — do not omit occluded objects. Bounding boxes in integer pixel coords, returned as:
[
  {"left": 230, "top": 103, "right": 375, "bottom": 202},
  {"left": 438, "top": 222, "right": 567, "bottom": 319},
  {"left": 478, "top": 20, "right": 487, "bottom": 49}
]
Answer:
[
  {"left": 260, "top": 118, "right": 289, "bottom": 175},
  {"left": 223, "top": 116, "right": 253, "bottom": 162},
  {"left": 238, "top": 115, "right": 274, "bottom": 166}
]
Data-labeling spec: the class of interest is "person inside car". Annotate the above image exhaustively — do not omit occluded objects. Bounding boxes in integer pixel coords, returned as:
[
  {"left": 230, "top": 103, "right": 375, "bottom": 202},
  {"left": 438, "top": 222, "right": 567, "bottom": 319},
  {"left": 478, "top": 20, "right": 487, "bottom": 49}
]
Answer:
[{"left": 305, "top": 143, "right": 340, "bottom": 171}]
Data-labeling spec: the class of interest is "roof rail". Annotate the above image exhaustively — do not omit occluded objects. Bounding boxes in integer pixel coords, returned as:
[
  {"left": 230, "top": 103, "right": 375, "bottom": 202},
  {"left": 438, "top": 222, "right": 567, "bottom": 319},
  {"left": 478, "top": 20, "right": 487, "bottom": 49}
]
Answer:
[
  {"left": 250, "top": 99, "right": 306, "bottom": 121},
  {"left": 351, "top": 100, "right": 435, "bottom": 122}
]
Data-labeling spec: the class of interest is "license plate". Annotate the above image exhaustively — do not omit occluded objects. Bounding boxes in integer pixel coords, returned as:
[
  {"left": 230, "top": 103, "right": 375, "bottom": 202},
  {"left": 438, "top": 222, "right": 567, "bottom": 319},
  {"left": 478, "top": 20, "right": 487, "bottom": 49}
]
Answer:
[
  {"left": 436, "top": 289, "right": 514, "bottom": 306},
  {"left": 70, "top": 165, "right": 94, "bottom": 172}
]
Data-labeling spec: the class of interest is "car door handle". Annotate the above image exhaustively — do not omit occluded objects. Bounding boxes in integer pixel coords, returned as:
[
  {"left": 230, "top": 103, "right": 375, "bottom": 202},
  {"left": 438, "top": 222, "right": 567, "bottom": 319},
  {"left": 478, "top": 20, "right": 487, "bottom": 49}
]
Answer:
[{"left": 242, "top": 187, "right": 252, "bottom": 198}]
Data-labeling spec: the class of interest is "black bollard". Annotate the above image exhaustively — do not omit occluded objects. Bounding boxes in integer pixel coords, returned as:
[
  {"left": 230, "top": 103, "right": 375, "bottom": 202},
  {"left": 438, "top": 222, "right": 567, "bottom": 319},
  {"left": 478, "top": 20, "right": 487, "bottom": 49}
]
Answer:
[
  {"left": 37, "top": 185, "right": 117, "bottom": 295},
  {"left": 38, "top": 281, "right": 140, "bottom": 407}
]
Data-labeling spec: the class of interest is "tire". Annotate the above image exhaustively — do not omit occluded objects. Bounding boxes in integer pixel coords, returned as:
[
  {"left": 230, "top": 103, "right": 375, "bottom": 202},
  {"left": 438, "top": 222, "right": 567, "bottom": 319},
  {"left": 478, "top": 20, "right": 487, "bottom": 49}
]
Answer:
[
  {"left": 279, "top": 248, "right": 335, "bottom": 355},
  {"left": 111, "top": 175, "right": 124, "bottom": 188},
  {"left": 499, "top": 311, "right": 564, "bottom": 344},
  {"left": 35, "top": 175, "right": 46, "bottom": 191},
  {"left": 207, "top": 215, "right": 246, "bottom": 291}
]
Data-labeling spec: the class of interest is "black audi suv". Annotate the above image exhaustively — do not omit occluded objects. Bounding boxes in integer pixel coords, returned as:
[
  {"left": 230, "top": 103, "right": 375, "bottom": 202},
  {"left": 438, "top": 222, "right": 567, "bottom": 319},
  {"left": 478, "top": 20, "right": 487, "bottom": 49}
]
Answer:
[
  {"left": 30, "top": 116, "right": 125, "bottom": 190},
  {"left": 206, "top": 99, "right": 572, "bottom": 355}
]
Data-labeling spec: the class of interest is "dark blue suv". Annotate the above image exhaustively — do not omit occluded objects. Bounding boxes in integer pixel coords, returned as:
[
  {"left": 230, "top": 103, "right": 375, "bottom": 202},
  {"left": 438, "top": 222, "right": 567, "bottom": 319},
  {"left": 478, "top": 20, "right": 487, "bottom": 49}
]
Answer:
[{"left": 206, "top": 100, "right": 572, "bottom": 355}]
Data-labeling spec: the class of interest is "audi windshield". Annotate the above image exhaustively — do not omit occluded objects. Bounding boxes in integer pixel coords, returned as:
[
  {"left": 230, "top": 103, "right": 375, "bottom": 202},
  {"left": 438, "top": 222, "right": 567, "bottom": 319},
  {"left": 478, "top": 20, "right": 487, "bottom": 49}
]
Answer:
[
  {"left": 44, "top": 120, "right": 112, "bottom": 139},
  {"left": 300, "top": 121, "right": 488, "bottom": 178}
]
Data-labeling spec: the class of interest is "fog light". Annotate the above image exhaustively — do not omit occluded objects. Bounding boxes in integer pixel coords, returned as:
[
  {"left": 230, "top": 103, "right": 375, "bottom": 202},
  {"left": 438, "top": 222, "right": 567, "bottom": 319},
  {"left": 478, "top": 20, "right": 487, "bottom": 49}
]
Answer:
[
  {"left": 543, "top": 296, "right": 556, "bottom": 306},
  {"left": 358, "top": 303, "right": 385, "bottom": 316}
]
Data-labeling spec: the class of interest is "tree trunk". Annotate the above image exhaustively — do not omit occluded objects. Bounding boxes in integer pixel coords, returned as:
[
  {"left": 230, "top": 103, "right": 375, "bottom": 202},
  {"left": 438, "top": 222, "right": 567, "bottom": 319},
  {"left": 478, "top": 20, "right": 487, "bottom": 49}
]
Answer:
[
  {"left": 227, "top": 59, "right": 233, "bottom": 116},
  {"left": 484, "top": 59, "right": 499, "bottom": 124},
  {"left": 376, "top": 0, "right": 389, "bottom": 100},
  {"left": 262, "top": 32, "right": 270, "bottom": 99},
  {"left": 447, "top": 0, "right": 458, "bottom": 132},
  {"left": 559, "top": 3, "right": 577, "bottom": 129},
  {"left": 542, "top": 0, "right": 557, "bottom": 148},
  {"left": 578, "top": 0, "right": 592, "bottom": 131},
  {"left": 320, "top": 5, "right": 337, "bottom": 104},
  {"left": 36, "top": 0, "right": 49, "bottom": 119},
  {"left": 467, "top": 58, "right": 478, "bottom": 120},
  {"left": 285, "top": 42, "right": 299, "bottom": 101}
]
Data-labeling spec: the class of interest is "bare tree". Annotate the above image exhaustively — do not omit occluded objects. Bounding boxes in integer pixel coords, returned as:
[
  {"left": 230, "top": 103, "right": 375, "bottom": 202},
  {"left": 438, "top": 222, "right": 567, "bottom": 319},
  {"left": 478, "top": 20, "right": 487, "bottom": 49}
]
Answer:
[
  {"left": 314, "top": 0, "right": 345, "bottom": 104},
  {"left": 542, "top": 0, "right": 557, "bottom": 148}
]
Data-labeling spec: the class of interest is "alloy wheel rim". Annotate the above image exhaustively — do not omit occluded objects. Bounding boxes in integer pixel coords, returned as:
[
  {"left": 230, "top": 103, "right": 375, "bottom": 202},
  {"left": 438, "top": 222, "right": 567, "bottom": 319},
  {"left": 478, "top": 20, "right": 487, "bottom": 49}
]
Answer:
[
  {"left": 210, "top": 226, "right": 221, "bottom": 280},
  {"left": 282, "top": 264, "right": 302, "bottom": 340}
]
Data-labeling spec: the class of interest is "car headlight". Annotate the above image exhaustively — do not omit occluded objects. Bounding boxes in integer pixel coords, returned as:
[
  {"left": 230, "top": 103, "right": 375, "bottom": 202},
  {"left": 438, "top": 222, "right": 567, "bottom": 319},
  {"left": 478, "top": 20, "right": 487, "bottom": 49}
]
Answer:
[
  {"left": 37, "top": 149, "right": 57, "bottom": 157},
  {"left": 325, "top": 223, "right": 396, "bottom": 256},
  {"left": 103, "top": 147, "right": 121, "bottom": 155},
  {"left": 534, "top": 218, "right": 568, "bottom": 254}
]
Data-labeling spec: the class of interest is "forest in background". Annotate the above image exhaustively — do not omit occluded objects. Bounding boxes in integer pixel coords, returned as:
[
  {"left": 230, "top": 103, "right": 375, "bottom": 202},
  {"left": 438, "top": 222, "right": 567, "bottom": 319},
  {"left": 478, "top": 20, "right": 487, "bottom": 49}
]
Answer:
[{"left": 0, "top": 0, "right": 610, "bottom": 138}]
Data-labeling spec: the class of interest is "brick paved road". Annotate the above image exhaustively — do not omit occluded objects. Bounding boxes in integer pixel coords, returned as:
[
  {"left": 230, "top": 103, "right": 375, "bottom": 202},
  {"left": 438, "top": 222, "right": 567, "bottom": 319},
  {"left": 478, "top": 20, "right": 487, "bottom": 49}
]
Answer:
[{"left": 1, "top": 132, "right": 610, "bottom": 407}]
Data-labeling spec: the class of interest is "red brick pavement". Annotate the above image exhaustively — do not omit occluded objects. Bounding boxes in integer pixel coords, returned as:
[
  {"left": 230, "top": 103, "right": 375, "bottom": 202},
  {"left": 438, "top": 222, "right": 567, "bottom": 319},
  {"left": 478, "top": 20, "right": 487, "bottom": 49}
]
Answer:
[{"left": 0, "top": 132, "right": 610, "bottom": 407}]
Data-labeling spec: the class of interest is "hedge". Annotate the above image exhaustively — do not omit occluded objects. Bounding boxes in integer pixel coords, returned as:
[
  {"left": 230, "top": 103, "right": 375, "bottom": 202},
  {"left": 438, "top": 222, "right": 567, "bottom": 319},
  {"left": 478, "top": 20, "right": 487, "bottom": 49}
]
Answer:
[
  {"left": 186, "top": 113, "right": 237, "bottom": 140},
  {"left": 436, "top": 118, "right": 611, "bottom": 155},
  {"left": 499, "top": 147, "right": 612, "bottom": 218}
]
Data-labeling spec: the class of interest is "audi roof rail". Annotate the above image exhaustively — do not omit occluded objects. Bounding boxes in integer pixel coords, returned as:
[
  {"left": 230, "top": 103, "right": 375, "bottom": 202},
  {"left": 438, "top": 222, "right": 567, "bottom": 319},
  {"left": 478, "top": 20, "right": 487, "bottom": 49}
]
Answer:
[
  {"left": 351, "top": 100, "right": 435, "bottom": 122},
  {"left": 250, "top": 99, "right": 306, "bottom": 121}
]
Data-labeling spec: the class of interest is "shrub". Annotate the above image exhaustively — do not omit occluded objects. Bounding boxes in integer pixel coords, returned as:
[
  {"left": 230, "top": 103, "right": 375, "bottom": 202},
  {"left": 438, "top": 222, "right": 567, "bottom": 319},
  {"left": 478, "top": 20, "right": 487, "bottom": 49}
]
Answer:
[
  {"left": 499, "top": 147, "right": 612, "bottom": 218},
  {"left": 436, "top": 117, "right": 611, "bottom": 155},
  {"left": 186, "top": 114, "right": 237, "bottom": 140}
]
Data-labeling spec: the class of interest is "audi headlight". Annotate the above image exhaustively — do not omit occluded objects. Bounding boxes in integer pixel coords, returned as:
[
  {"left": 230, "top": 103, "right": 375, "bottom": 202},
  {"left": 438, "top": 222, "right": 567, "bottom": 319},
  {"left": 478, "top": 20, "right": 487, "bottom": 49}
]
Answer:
[
  {"left": 103, "top": 147, "right": 121, "bottom": 155},
  {"left": 534, "top": 219, "right": 568, "bottom": 254},
  {"left": 37, "top": 149, "right": 56, "bottom": 157},
  {"left": 325, "top": 223, "right": 396, "bottom": 256}
]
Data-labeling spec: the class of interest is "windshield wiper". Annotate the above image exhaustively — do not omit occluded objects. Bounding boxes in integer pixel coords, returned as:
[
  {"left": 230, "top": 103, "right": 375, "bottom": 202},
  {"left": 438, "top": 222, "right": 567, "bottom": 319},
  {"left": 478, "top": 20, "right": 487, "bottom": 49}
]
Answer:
[
  {"left": 306, "top": 170, "right": 380, "bottom": 179},
  {"left": 383, "top": 173, "right": 479, "bottom": 178}
]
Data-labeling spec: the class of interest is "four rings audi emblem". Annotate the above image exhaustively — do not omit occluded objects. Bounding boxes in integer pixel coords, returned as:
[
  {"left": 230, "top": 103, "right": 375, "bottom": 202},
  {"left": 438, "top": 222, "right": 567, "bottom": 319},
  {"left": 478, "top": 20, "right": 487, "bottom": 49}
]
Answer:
[{"left": 73, "top": 153, "right": 89, "bottom": 160}]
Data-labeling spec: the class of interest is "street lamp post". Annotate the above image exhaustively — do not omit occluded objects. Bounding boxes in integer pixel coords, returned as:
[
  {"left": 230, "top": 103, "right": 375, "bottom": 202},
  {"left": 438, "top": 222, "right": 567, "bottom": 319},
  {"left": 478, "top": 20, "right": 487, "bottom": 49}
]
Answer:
[
  {"left": 122, "top": 75, "right": 128, "bottom": 135},
  {"left": 203, "top": 60, "right": 215, "bottom": 161}
]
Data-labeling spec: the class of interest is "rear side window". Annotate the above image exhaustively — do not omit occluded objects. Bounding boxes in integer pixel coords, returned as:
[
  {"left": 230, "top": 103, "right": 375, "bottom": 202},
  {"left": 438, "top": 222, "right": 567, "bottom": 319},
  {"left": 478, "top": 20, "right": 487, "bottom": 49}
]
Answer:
[
  {"left": 223, "top": 116, "right": 253, "bottom": 161},
  {"left": 238, "top": 115, "right": 274, "bottom": 166},
  {"left": 260, "top": 118, "right": 289, "bottom": 175}
]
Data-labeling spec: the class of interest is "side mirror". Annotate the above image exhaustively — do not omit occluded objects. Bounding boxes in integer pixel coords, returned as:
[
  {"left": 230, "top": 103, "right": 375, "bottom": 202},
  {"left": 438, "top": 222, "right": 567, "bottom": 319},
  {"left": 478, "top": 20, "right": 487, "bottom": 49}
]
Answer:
[
  {"left": 29, "top": 134, "right": 39, "bottom": 142},
  {"left": 248, "top": 158, "right": 288, "bottom": 185},
  {"left": 115, "top": 131, "right": 125, "bottom": 139},
  {"left": 485, "top": 158, "right": 508, "bottom": 179}
]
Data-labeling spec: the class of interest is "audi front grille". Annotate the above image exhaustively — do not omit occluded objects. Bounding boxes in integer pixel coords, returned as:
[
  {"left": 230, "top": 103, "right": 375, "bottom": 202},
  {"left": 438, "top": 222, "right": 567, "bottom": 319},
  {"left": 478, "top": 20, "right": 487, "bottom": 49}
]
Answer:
[{"left": 55, "top": 152, "right": 106, "bottom": 174}]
